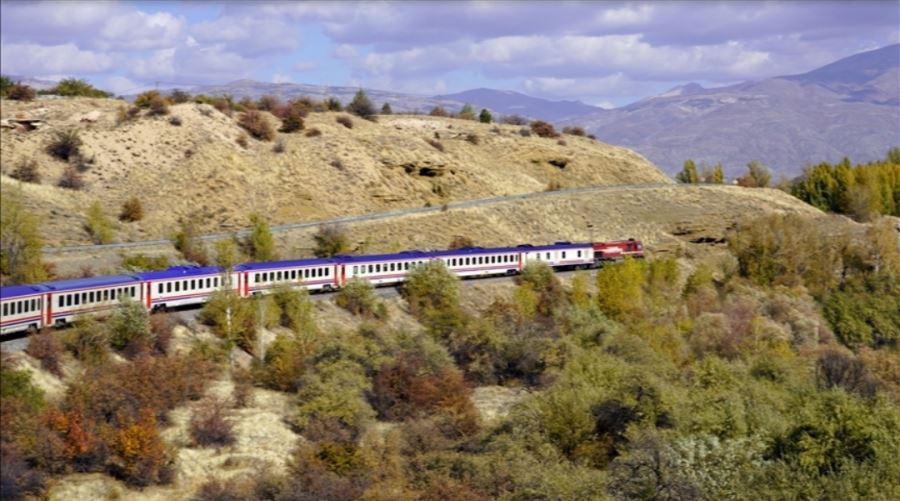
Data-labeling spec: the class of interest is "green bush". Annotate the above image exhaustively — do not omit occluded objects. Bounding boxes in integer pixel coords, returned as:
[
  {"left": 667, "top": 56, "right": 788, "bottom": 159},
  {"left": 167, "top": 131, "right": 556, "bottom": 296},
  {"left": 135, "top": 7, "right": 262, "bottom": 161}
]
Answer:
[
  {"left": 50, "top": 78, "right": 111, "bottom": 98},
  {"left": 200, "top": 291, "right": 258, "bottom": 352},
  {"left": 346, "top": 89, "right": 375, "bottom": 120},
  {"left": 313, "top": 224, "right": 349, "bottom": 257},
  {"left": 246, "top": 213, "right": 276, "bottom": 261},
  {"left": 107, "top": 297, "right": 152, "bottom": 354},
  {"left": 85, "top": 201, "right": 114, "bottom": 244},
  {"left": 335, "top": 278, "right": 382, "bottom": 318}
]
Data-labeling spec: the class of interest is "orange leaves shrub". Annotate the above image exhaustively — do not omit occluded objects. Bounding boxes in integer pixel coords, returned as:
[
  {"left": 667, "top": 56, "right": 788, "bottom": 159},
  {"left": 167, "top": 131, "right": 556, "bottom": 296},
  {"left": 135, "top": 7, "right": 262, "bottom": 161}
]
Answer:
[
  {"left": 371, "top": 352, "right": 479, "bottom": 435},
  {"left": 109, "top": 410, "right": 172, "bottom": 486},
  {"left": 38, "top": 405, "right": 107, "bottom": 473},
  {"left": 530, "top": 120, "right": 559, "bottom": 138},
  {"left": 26, "top": 329, "right": 64, "bottom": 377}
]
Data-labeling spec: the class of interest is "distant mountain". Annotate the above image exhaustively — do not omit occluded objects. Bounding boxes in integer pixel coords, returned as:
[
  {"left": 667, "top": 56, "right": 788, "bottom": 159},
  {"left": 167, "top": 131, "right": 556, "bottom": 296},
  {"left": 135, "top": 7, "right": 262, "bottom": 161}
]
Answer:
[
  {"left": 5, "top": 74, "right": 56, "bottom": 90},
  {"left": 186, "top": 80, "right": 468, "bottom": 114},
  {"left": 434, "top": 88, "right": 605, "bottom": 121},
  {"left": 566, "top": 44, "right": 900, "bottom": 176}
]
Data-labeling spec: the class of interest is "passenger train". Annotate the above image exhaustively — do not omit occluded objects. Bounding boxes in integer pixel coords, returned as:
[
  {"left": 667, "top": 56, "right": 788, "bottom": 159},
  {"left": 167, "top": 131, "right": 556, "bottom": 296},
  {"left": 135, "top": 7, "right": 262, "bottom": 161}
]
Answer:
[{"left": 0, "top": 239, "right": 643, "bottom": 336}]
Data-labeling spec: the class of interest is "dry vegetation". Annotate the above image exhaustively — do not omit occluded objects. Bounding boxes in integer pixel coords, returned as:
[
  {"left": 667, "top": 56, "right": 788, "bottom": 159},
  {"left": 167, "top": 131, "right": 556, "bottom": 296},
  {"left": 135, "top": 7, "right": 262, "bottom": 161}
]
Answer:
[{"left": 1, "top": 97, "right": 669, "bottom": 247}]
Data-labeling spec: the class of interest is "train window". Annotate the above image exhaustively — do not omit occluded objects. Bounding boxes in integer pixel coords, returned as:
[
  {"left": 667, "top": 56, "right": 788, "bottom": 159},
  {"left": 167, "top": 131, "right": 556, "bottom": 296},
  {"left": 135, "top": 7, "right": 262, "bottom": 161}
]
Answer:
[
  {"left": 188, "top": 279, "right": 193, "bottom": 289},
  {"left": 16, "top": 302, "right": 21, "bottom": 314},
  {"left": 175, "top": 281, "right": 180, "bottom": 292},
  {"left": 405, "top": 262, "right": 410, "bottom": 270},
  {"left": 367, "top": 265, "right": 372, "bottom": 273},
  {"left": 275, "top": 272, "right": 280, "bottom": 281},
  {"left": 167, "top": 282, "right": 173, "bottom": 293},
  {"left": 318, "top": 268, "right": 323, "bottom": 277},
  {"left": 102, "top": 290, "right": 107, "bottom": 301},
  {"left": 213, "top": 277, "right": 219, "bottom": 287},
  {"left": 130, "top": 287, "right": 135, "bottom": 297},
  {"left": 254, "top": 273, "right": 260, "bottom": 283},
  {"left": 291, "top": 270, "right": 296, "bottom": 280},
  {"left": 31, "top": 299, "right": 36, "bottom": 311},
  {"left": 562, "top": 251, "right": 566, "bottom": 259},
  {"left": 157, "top": 284, "right": 163, "bottom": 294},
  {"left": 67, "top": 295, "right": 73, "bottom": 306},
  {"left": 577, "top": 250, "right": 581, "bottom": 257},
  {"left": 546, "top": 252, "right": 551, "bottom": 260},
  {"left": 2, "top": 303, "right": 6, "bottom": 316},
  {"left": 352, "top": 265, "right": 358, "bottom": 274},
  {"left": 74, "top": 294, "right": 80, "bottom": 306},
  {"left": 325, "top": 268, "right": 330, "bottom": 276}
]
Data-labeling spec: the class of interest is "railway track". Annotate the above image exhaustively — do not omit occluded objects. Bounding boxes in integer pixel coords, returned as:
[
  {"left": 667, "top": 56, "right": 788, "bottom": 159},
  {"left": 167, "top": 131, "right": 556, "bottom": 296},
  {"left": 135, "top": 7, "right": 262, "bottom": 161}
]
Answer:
[{"left": 42, "top": 182, "right": 675, "bottom": 254}]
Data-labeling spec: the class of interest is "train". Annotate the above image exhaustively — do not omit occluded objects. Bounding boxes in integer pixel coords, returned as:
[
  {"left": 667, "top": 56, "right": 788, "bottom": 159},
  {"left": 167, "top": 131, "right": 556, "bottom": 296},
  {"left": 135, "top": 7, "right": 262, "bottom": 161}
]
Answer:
[{"left": 0, "top": 239, "right": 643, "bottom": 336}]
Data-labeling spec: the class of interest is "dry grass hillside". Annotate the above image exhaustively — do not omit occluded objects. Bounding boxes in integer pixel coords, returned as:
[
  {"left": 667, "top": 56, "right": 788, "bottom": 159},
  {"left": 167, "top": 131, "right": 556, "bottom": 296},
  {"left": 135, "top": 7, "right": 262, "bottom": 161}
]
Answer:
[{"left": 0, "top": 97, "right": 669, "bottom": 246}]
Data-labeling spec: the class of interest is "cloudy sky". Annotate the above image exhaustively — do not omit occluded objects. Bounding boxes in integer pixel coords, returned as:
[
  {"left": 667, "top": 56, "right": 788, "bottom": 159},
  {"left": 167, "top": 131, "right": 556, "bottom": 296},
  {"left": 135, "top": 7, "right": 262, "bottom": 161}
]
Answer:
[{"left": 1, "top": 1, "right": 897, "bottom": 107}]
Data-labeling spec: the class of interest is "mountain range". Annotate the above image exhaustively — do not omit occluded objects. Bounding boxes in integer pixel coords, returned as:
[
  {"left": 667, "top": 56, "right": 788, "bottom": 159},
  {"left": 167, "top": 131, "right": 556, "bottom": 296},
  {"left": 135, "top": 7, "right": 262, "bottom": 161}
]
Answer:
[{"left": 162, "top": 44, "right": 900, "bottom": 176}]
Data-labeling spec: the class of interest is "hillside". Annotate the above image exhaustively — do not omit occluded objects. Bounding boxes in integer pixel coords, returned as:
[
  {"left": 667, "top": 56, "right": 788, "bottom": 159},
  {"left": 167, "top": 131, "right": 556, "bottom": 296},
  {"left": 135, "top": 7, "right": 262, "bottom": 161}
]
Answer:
[
  {"left": 566, "top": 44, "right": 900, "bottom": 176},
  {"left": 0, "top": 97, "right": 669, "bottom": 247}
]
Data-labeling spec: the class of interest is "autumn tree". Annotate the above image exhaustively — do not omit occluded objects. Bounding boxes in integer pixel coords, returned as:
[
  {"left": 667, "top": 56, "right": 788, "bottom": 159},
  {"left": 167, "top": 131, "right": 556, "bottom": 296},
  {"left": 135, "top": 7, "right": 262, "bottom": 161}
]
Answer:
[
  {"left": 737, "top": 161, "right": 771, "bottom": 188},
  {"left": 85, "top": 201, "right": 114, "bottom": 244},
  {"left": 246, "top": 213, "right": 276, "bottom": 261},
  {"left": 676, "top": 159, "right": 700, "bottom": 184},
  {"left": 458, "top": 103, "right": 476, "bottom": 120},
  {"left": 313, "top": 224, "right": 349, "bottom": 257}
]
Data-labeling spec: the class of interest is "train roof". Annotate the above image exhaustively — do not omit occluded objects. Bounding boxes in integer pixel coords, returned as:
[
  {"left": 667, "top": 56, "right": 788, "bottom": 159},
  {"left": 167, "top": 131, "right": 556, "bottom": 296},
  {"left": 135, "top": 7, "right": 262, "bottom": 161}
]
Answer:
[
  {"left": 235, "top": 257, "right": 335, "bottom": 271},
  {"left": 40, "top": 274, "right": 141, "bottom": 293},
  {"left": 135, "top": 265, "right": 225, "bottom": 280},
  {"left": 333, "top": 250, "right": 430, "bottom": 264},
  {"left": 0, "top": 284, "right": 50, "bottom": 300}
]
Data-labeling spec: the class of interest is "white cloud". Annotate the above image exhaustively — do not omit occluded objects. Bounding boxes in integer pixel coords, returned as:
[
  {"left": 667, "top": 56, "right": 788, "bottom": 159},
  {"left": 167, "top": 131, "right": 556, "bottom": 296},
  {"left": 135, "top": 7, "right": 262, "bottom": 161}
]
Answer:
[
  {"left": 272, "top": 73, "right": 293, "bottom": 83},
  {"left": 98, "top": 10, "right": 184, "bottom": 50},
  {"left": 334, "top": 44, "right": 358, "bottom": 59},
  {"left": 0, "top": 43, "right": 114, "bottom": 76}
]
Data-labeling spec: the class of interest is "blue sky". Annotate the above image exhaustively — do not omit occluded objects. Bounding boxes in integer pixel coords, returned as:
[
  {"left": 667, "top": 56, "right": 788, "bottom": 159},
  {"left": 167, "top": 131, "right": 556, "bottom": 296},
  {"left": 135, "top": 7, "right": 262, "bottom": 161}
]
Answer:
[{"left": 1, "top": 1, "right": 898, "bottom": 107}]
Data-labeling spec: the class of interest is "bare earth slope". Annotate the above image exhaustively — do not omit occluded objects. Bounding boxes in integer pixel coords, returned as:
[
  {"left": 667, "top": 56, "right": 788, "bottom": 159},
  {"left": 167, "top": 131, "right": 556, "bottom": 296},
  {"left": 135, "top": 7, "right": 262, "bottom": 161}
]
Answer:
[{"left": 0, "top": 97, "right": 668, "bottom": 246}]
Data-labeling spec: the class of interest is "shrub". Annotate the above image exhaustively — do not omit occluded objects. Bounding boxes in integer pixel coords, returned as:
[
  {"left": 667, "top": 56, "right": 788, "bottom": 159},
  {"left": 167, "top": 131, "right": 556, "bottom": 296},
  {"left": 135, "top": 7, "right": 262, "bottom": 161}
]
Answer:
[
  {"left": 169, "top": 89, "right": 191, "bottom": 103},
  {"left": 235, "top": 133, "right": 248, "bottom": 148},
  {"left": 0, "top": 443, "right": 46, "bottom": 500},
  {"left": 85, "top": 201, "right": 114, "bottom": 244},
  {"left": 346, "top": 89, "right": 375, "bottom": 120},
  {"left": 118, "top": 197, "right": 143, "bottom": 222},
  {"left": 200, "top": 291, "right": 257, "bottom": 352},
  {"left": 305, "top": 127, "right": 322, "bottom": 137},
  {"left": 8, "top": 83, "right": 36, "bottom": 101},
  {"left": 279, "top": 104, "right": 305, "bottom": 133},
  {"left": 147, "top": 95, "right": 170, "bottom": 116},
  {"left": 270, "top": 285, "right": 316, "bottom": 333},
  {"left": 458, "top": 104, "right": 476, "bottom": 120},
  {"left": 336, "top": 115, "right": 353, "bottom": 129},
  {"left": 426, "top": 138, "right": 445, "bottom": 152},
  {"left": 502, "top": 115, "right": 528, "bottom": 125},
  {"left": 121, "top": 253, "right": 168, "bottom": 271},
  {"left": 194, "top": 476, "right": 257, "bottom": 501},
  {"left": 0, "top": 75, "right": 13, "bottom": 97},
  {"left": 255, "top": 334, "right": 310, "bottom": 392},
  {"left": 63, "top": 317, "right": 109, "bottom": 364},
  {"left": 168, "top": 115, "right": 182, "bottom": 126},
  {"left": 676, "top": 159, "right": 700, "bottom": 184},
  {"left": 816, "top": 348, "right": 879, "bottom": 399},
  {"left": 335, "top": 278, "right": 381, "bottom": 317},
  {"left": 134, "top": 90, "right": 162, "bottom": 108},
  {"left": 479, "top": 108, "right": 492, "bottom": 123},
  {"left": 214, "top": 237, "right": 241, "bottom": 270},
  {"left": 562, "top": 125, "right": 586, "bottom": 136},
  {"left": 237, "top": 96, "right": 255, "bottom": 111},
  {"left": 190, "top": 400, "right": 235, "bottom": 447},
  {"left": 546, "top": 180, "right": 562, "bottom": 191},
  {"left": 324, "top": 97, "right": 343, "bottom": 111},
  {"left": 313, "top": 224, "right": 349, "bottom": 257},
  {"left": 108, "top": 410, "right": 172, "bottom": 486},
  {"left": 465, "top": 133, "right": 480, "bottom": 145},
  {"left": 530, "top": 120, "right": 559, "bottom": 138},
  {"left": 149, "top": 313, "right": 174, "bottom": 355},
  {"left": 429, "top": 106, "right": 449, "bottom": 117},
  {"left": 11, "top": 158, "right": 40, "bottom": 183},
  {"left": 448, "top": 235, "right": 474, "bottom": 249},
  {"left": 381, "top": 102, "right": 393, "bottom": 114},
  {"left": 107, "top": 297, "right": 152, "bottom": 354},
  {"left": 173, "top": 220, "right": 209, "bottom": 265},
  {"left": 737, "top": 161, "right": 771, "bottom": 188},
  {"left": 256, "top": 95, "right": 281, "bottom": 112},
  {"left": 0, "top": 190, "right": 48, "bottom": 284},
  {"left": 116, "top": 105, "right": 141, "bottom": 125},
  {"left": 331, "top": 159, "right": 345, "bottom": 170},
  {"left": 26, "top": 329, "right": 64, "bottom": 377},
  {"left": 404, "top": 260, "right": 460, "bottom": 317},
  {"left": 246, "top": 213, "right": 276, "bottom": 261},
  {"left": 273, "top": 139, "right": 285, "bottom": 153},
  {"left": 46, "top": 129, "right": 82, "bottom": 161},
  {"left": 238, "top": 110, "right": 275, "bottom": 141},
  {"left": 518, "top": 128, "right": 531, "bottom": 137},
  {"left": 51, "top": 78, "right": 111, "bottom": 98},
  {"left": 557, "top": 139, "right": 567, "bottom": 146}
]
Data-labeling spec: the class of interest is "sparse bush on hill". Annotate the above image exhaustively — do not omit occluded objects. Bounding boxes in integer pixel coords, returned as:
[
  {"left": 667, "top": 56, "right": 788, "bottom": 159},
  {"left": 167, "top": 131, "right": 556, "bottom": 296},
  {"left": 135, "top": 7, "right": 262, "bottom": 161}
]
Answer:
[
  {"left": 557, "top": 139, "right": 567, "bottom": 146},
  {"left": 246, "top": 213, "right": 276, "bottom": 261},
  {"left": 1, "top": 190, "right": 48, "bottom": 284},
  {"left": 238, "top": 110, "right": 275, "bottom": 141},
  {"left": 173, "top": 219, "right": 209, "bottom": 265},
  {"left": 429, "top": 106, "right": 449, "bottom": 117},
  {"left": 122, "top": 253, "right": 169, "bottom": 272},
  {"left": 200, "top": 290, "right": 258, "bottom": 352},
  {"left": 336, "top": 278, "right": 384, "bottom": 318},
  {"left": 518, "top": 127, "right": 531, "bottom": 137},
  {"left": 458, "top": 103, "right": 476, "bottom": 120},
  {"left": 190, "top": 400, "right": 235, "bottom": 447},
  {"left": 324, "top": 96, "right": 343, "bottom": 111},
  {"left": 546, "top": 180, "right": 563, "bottom": 191},
  {"left": 279, "top": 106, "right": 305, "bottom": 133},
  {"left": 168, "top": 115, "right": 182, "bottom": 126},
  {"left": 134, "top": 90, "right": 161, "bottom": 108},
  {"left": 336, "top": 115, "right": 354, "bottom": 129},
  {"left": 8, "top": 83, "right": 36, "bottom": 101},
  {"left": 148, "top": 95, "right": 169, "bottom": 116},
  {"left": 26, "top": 329, "right": 64, "bottom": 377},
  {"left": 479, "top": 108, "right": 492, "bottom": 123},
  {"left": 235, "top": 132, "right": 249, "bottom": 148},
  {"left": 116, "top": 105, "right": 141, "bottom": 125},
  {"left": 347, "top": 89, "right": 375, "bottom": 120},
  {"left": 676, "top": 159, "right": 700, "bottom": 184},
  {"left": 502, "top": 115, "right": 528, "bottom": 125},
  {"left": 449, "top": 235, "right": 474, "bottom": 249},
  {"left": 313, "top": 224, "right": 349, "bottom": 257},
  {"left": 254, "top": 333, "right": 310, "bottom": 392},
  {"left": 426, "top": 138, "right": 445, "bottom": 152},
  {"left": 0, "top": 75, "right": 13, "bottom": 97},
  {"left": 381, "top": 102, "right": 393, "bottom": 115},
  {"left": 530, "top": 120, "right": 559, "bottom": 138},
  {"left": 237, "top": 96, "right": 256, "bottom": 111},
  {"left": 107, "top": 296, "right": 152, "bottom": 354},
  {"left": 256, "top": 94, "right": 281, "bottom": 111},
  {"left": 305, "top": 127, "right": 322, "bottom": 137},
  {"left": 737, "top": 161, "right": 771, "bottom": 188},
  {"left": 465, "top": 133, "right": 480, "bottom": 145},
  {"left": 119, "top": 196, "right": 144, "bottom": 222},
  {"left": 273, "top": 139, "right": 285, "bottom": 153},
  {"left": 562, "top": 125, "right": 586, "bottom": 136},
  {"left": 46, "top": 129, "right": 82, "bottom": 161},
  {"left": 58, "top": 165, "right": 84, "bottom": 190},
  {"left": 50, "top": 78, "right": 111, "bottom": 98},
  {"left": 85, "top": 201, "right": 114, "bottom": 244},
  {"left": 11, "top": 158, "right": 40, "bottom": 183},
  {"left": 168, "top": 89, "right": 191, "bottom": 103},
  {"left": 701, "top": 163, "right": 726, "bottom": 184}
]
